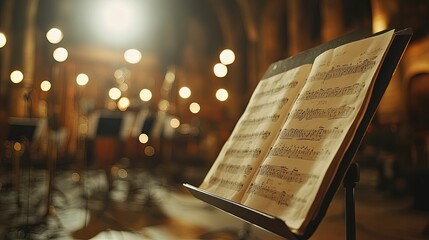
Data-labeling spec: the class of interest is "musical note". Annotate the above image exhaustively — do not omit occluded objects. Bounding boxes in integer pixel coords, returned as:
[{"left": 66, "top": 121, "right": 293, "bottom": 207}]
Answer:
[
  {"left": 298, "top": 82, "right": 365, "bottom": 101},
  {"left": 291, "top": 105, "right": 355, "bottom": 121},
  {"left": 208, "top": 176, "right": 244, "bottom": 191},
  {"left": 279, "top": 126, "right": 344, "bottom": 141},
  {"left": 258, "top": 164, "right": 320, "bottom": 184},
  {"left": 268, "top": 144, "right": 331, "bottom": 161},
  {"left": 309, "top": 57, "right": 377, "bottom": 82}
]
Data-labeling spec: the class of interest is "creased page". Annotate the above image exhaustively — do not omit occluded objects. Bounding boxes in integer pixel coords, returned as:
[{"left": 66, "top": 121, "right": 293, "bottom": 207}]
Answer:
[
  {"left": 200, "top": 64, "right": 312, "bottom": 201},
  {"left": 241, "top": 30, "right": 394, "bottom": 233}
]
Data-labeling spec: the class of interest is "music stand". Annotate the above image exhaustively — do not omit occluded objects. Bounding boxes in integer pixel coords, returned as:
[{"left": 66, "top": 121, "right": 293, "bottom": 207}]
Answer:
[
  {"left": 184, "top": 28, "right": 413, "bottom": 240},
  {"left": 131, "top": 108, "right": 157, "bottom": 138},
  {"left": 87, "top": 110, "right": 134, "bottom": 191},
  {"left": 7, "top": 117, "right": 45, "bottom": 142},
  {"left": 88, "top": 110, "right": 134, "bottom": 139},
  {"left": 7, "top": 117, "right": 46, "bottom": 181}
]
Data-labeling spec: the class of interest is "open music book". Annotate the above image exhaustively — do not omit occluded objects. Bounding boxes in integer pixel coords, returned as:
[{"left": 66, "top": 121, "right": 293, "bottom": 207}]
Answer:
[{"left": 194, "top": 29, "right": 411, "bottom": 237}]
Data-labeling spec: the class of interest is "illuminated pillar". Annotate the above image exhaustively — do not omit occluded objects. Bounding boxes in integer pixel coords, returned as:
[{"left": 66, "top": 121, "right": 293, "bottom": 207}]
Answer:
[
  {"left": 8, "top": 0, "right": 39, "bottom": 117},
  {"left": 286, "top": 0, "right": 315, "bottom": 55},
  {"left": 320, "top": 0, "right": 344, "bottom": 42},
  {"left": 371, "top": 0, "right": 406, "bottom": 124},
  {"left": 0, "top": 0, "right": 13, "bottom": 98}
]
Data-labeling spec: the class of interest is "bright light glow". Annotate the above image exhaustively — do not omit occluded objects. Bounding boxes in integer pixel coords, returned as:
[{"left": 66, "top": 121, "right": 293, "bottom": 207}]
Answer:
[
  {"left": 139, "top": 88, "right": 152, "bottom": 102},
  {"left": 189, "top": 102, "right": 200, "bottom": 114},
  {"left": 213, "top": 63, "right": 228, "bottom": 78},
  {"left": 216, "top": 88, "right": 229, "bottom": 101},
  {"left": 53, "top": 47, "right": 68, "bottom": 62},
  {"left": 10, "top": 70, "right": 24, "bottom": 84},
  {"left": 92, "top": 0, "right": 145, "bottom": 46},
  {"left": 76, "top": 73, "right": 89, "bottom": 86},
  {"left": 170, "top": 118, "right": 180, "bottom": 129},
  {"left": 109, "top": 87, "right": 121, "bottom": 100},
  {"left": 139, "top": 133, "right": 149, "bottom": 144},
  {"left": 179, "top": 86, "right": 191, "bottom": 99},
  {"left": 0, "top": 33, "right": 6, "bottom": 48},
  {"left": 46, "top": 28, "right": 63, "bottom": 44},
  {"left": 101, "top": 1, "right": 134, "bottom": 34},
  {"left": 118, "top": 97, "right": 130, "bottom": 111},
  {"left": 124, "top": 49, "right": 142, "bottom": 64},
  {"left": 219, "top": 49, "right": 235, "bottom": 65},
  {"left": 40, "top": 80, "right": 51, "bottom": 91}
]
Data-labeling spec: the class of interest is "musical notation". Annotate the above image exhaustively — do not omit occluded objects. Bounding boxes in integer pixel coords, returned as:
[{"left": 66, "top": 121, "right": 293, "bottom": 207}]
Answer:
[
  {"left": 257, "top": 165, "right": 319, "bottom": 185},
  {"left": 309, "top": 57, "right": 377, "bottom": 82},
  {"left": 248, "top": 97, "right": 289, "bottom": 113},
  {"left": 268, "top": 144, "right": 330, "bottom": 161},
  {"left": 298, "top": 82, "right": 365, "bottom": 101},
  {"left": 255, "top": 81, "right": 298, "bottom": 98},
  {"left": 208, "top": 176, "right": 244, "bottom": 191},
  {"left": 232, "top": 130, "right": 271, "bottom": 141},
  {"left": 225, "top": 148, "right": 262, "bottom": 158},
  {"left": 279, "top": 126, "right": 344, "bottom": 141},
  {"left": 217, "top": 163, "right": 253, "bottom": 176},
  {"left": 240, "top": 114, "right": 280, "bottom": 125},
  {"left": 247, "top": 182, "right": 308, "bottom": 207},
  {"left": 291, "top": 105, "right": 355, "bottom": 121}
]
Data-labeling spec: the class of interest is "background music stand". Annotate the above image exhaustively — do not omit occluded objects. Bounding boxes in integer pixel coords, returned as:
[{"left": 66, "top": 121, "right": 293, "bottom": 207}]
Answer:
[
  {"left": 184, "top": 28, "right": 413, "bottom": 240},
  {"left": 7, "top": 117, "right": 45, "bottom": 142},
  {"left": 88, "top": 110, "right": 134, "bottom": 139},
  {"left": 7, "top": 117, "right": 46, "bottom": 182},
  {"left": 131, "top": 108, "right": 156, "bottom": 138}
]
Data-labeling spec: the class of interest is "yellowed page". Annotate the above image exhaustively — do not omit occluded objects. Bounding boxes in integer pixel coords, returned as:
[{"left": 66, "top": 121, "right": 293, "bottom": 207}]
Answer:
[
  {"left": 241, "top": 30, "right": 395, "bottom": 233},
  {"left": 200, "top": 64, "right": 312, "bottom": 201}
]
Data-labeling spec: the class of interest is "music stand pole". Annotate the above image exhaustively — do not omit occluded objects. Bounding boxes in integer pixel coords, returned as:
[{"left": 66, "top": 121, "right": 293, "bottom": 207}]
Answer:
[{"left": 343, "top": 162, "right": 360, "bottom": 240}]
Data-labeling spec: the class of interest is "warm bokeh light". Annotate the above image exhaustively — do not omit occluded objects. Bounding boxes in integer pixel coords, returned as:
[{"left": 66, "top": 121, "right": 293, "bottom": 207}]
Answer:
[
  {"left": 46, "top": 28, "right": 63, "bottom": 44},
  {"left": 158, "top": 100, "right": 170, "bottom": 111},
  {"left": 114, "top": 68, "right": 128, "bottom": 82},
  {"left": 71, "top": 172, "right": 80, "bottom": 182},
  {"left": 219, "top": 49, "right": 235, "bottom": 65},
  {"left": 139, "top": 133, "right": 149, "bottom": 144},
  {"left": 124, "top": 48, "right": 142, "bottom": 64},
  {"left": 117, "top": 97, "right": 130, "bottom": 110},
  {"left": 118, "top": 169, "right": 128, "bottom": 178},
  {"left": 13, "top": 142, "right": 22, "bottom": 151},
  {"left": 0, "top": 32, "right": 6, "bottom": 48},
  {"left": 213, "top": 63, "right": 228, "bottom": 78},
  {"left": 76, "top": 73, "right": 89, "bottom": 86},
  {"left": 10, "top": 70, "right": 24, "bottom": 84},
  {"left": 144, "top": 146, "right": 155, "bottom": 156},
  {"left": 216, "top": 88, "right": 229, "bottom": 101},
  {"left": 108, "top": 87, "right": 121, "bottom": 100},
  {"left": 189, "top": 102, "right": 200, "bottom": 114},
  {"left": 53, "top": 47, "right": 68, "bottom": 62},
  {"left": 165, "top": 71, "right": 175, "bottom": 83},
  {"left": 40, "top": 80, "right": 51, "bottom": 91},
  {"left": 119, "top": 83, "right": 128, "bottom": 91},
  {"left": 170, "top": 118, "right": 180, "bottom": 129},
  {"left": 139, "top": 88, "right": 152, "bottom": 102},
  {"left": 179, "top": 86, "right": 191, "bottom": 99}
]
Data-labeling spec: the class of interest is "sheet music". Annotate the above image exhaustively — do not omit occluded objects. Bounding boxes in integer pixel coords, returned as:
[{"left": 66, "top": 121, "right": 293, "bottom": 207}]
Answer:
[
  {"left": 200, "top": 64, "right": 312, "bottom": 201},
  {"left": 241, "top": 30, "right": 394, "bottom": 232}
]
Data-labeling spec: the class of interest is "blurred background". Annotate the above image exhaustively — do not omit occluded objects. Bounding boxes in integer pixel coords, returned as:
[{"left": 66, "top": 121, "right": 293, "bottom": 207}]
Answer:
[{"left": 0, "top": 0, "right": 428, "bottom": 239}]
